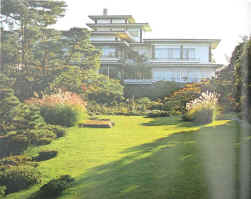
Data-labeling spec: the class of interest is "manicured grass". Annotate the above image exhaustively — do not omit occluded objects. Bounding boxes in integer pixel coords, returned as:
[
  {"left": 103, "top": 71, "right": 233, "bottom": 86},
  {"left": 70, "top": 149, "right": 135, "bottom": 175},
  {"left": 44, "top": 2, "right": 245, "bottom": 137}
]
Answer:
[{"left": 6, "top": 116, "right": 245, "bottom": 199}]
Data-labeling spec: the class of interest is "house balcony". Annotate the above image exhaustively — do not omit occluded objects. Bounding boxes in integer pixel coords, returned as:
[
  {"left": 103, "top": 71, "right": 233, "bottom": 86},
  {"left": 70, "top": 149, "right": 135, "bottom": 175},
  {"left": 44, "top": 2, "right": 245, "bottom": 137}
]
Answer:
[
  {"left": 123, "top": 79, "right": 155, "bottom": 85},
  {"left": 123, "top": 77, "right": 203, "bottom": 85},
  {"left": 100, "top": 57, "right": 123, "bottom": 65}
]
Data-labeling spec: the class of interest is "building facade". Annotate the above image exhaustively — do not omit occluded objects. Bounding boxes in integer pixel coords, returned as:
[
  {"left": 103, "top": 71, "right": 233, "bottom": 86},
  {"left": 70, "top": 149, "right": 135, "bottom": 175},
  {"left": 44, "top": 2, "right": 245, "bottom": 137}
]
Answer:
[{"left": 87, "top": 9, "right": 222, "bottom": 84}]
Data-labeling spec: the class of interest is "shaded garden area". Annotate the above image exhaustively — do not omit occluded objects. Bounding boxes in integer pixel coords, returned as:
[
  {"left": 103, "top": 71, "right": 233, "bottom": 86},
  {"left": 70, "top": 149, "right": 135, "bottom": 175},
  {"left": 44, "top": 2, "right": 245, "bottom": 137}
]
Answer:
[
  {"left": 60, "top": 119, "right": 242, "bottom": 199},
  {"left": 5, "top": 116, "right": 248, "bottom": 199}
]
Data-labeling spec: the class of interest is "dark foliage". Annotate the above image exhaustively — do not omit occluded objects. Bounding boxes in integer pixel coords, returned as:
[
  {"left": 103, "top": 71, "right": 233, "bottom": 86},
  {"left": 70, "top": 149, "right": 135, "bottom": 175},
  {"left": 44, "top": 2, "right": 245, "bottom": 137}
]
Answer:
[
  {"left": 0, "top": 155, "right": 35, "bottom": 168},
  {"left": 37, "top": 175, "right": 74, "bottom": 197},
  {"left": 40, "top": 105, "right": 79, "bottom": 127},
  {"left": 0, "top": 186, "right": 6, "bottom": 197},
  {"left": 32, "top": 151, "right": 58, "bottom": 162},
  {"left": 0, "top": 166, "right": 41, "bottom": 194},
  {"left": 146, "top": 110, "right": 170, "bottom": 118},
  {"left": 124, "top": 81, "right": 184, "bottom": 99}
]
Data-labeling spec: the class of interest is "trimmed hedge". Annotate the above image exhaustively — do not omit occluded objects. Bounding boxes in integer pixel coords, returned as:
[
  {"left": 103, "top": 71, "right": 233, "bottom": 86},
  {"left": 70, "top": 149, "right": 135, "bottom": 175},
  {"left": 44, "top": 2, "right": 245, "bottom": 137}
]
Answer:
[
  {"left": 183, "top": 106, "right": 216, "bottom": 124},
  {"left": 38, "top": 175, "right": 74, "bottom": 197},
  {"left": 146, "top": 110, "right": 170, "bottom": 118},
  {"left": 0, "top": 166, "right": 41, "bottom": 194},
  {"left": 40, "top": 105, "right": 80, "bottom": 127}
]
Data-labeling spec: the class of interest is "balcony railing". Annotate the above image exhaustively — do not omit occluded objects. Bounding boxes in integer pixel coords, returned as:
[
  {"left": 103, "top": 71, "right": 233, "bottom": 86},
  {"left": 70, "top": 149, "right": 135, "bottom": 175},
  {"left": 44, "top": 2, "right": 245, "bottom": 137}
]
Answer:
[
  {"left": 124, "top": 78, "right": 202, "bottom": 84},
  {"left": 124, "top": 79, "right": 155, "bottom": 84},
  {"left": 151, "top": 58, "right": 200, "bottom": 62}
]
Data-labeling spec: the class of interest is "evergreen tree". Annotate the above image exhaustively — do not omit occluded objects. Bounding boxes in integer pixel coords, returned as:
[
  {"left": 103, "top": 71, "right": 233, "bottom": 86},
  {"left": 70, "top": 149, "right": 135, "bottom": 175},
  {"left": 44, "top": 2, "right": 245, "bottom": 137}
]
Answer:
[{"left": 0, "top": 73, "right": 45, "bottom": 134}]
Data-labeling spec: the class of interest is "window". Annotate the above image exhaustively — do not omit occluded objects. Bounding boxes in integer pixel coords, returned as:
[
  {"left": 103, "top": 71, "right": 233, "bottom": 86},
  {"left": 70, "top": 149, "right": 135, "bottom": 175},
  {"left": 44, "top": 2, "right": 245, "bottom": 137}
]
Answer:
[
  {"left": 101, "top": 47, "right": 116, "bottom": 58},
  {"left": 155, "top": 46, "right": 180, "bottom": 59},
  {"left": 128, "top": 28, "right": 140, "bottom": 38},
  {"left": 96, "top": 28, "right": 110, "bottom": 31},
  {"left": 112, "top": 19, "right": 125, "bottom": 23},
  {"left": 183, "top": 48, "right": 196, "bottom": 59},
  {"left": 136, "top": 47, "right": 147, "bottom": 56},
  {"left": 111, "top": 28, "right": 125, "bottom": 31},
  {"left": 97, "top": 19, "right": 110, "bottom": 24}
]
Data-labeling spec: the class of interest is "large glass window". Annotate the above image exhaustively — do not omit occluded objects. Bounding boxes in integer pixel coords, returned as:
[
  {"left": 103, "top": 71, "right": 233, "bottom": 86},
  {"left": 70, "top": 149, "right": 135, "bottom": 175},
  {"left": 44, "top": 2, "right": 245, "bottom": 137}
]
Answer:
[
  {"left": 112, "top": 19, "right": 125, "bottom": 23},
  {"left": 155, "top": 46, "right": 180, "bottom": 59},
  {"left": 111, "top": 28, "right": 125, "bottom": 31},
  {"left": 183, "top": 48, "right": 196, "bottom": 59},
  {"left": 97, "top": 19, "right": 110, "bottom": 24},
  {"left": 101, "top": 47, "right": 116, "bottom": 58},
  {"left": 128, "top": 28, "right": 140, "bottom": 37}
]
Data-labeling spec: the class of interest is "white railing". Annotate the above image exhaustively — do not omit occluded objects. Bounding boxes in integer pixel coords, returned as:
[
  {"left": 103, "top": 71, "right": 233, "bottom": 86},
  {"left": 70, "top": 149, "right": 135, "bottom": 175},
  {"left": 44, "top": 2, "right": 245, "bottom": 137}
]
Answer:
[
  {"left": 124, "top": 79, "right": 155, "bottom": 84},
  {"left": 124, "top": 78, "right": 202, "bottom": 84},
  {"left": 150, "top": 58, "right": 200, "bottom": 62}
]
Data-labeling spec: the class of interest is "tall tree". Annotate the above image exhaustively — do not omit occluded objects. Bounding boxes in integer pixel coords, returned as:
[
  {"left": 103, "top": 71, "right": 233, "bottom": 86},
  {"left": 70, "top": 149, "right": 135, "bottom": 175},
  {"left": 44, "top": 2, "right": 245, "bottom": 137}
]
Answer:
[{"left": 1, "top": 0, "right": 66, "bottom": 72}]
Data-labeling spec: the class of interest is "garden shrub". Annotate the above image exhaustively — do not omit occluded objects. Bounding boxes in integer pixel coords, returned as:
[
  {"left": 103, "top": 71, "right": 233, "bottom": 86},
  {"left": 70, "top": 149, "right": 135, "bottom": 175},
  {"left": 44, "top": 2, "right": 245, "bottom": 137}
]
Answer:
[
  {"left": 0, "top": 127, "right": 58, "bottom": 158},
  {"left": 183, "top": 91, "right": 218, "bottom": 124},
  {"left": 162, "top": 82, "right": 202, "bottom": 115},
  {"left": 0, "top": 166, "right": 41, "bottom": 194},
  {"left": 0, "top": 74, "right": 59, "bottom": 157},
  {"left": 0, "top": 134, "right": 29, "bottom": 158},
  {"left": 124, "top": 81, "right": 184, "bottom": 99},
  {"left": 47, "top": 125, "right": 66, "bottom": 138},
  {"left": 146, "top": 110, "right": 170, "bottom": 118},
  {"left": 32, "top": 150, "right": 58, "bottom": 162},
  {"left": 0, "top": 186, "right": 6, "bottom": 197},
  {"left": 87, "top": 98, "right": 152, "bottom": 116},
  {"left": 0, "top": 155, "right": 33, "bottom": 167},
  {"left": 26, "top": 90, "right": 87, "bottom": 127},
  {"left": 85, "top": 74, "right": 124, "bottom": 105},
  {"left": 40, "top": 105, "right": 79, "bottom": 127},
  {"left": 38, "top": 175, "right": 74, "bottom": 197}
]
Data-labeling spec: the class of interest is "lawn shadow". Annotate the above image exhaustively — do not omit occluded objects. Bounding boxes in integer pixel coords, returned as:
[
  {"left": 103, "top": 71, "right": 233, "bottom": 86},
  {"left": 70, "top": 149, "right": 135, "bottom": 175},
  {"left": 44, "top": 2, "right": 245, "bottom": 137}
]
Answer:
[
  {"left": 141, "top": 116, "right": 200, "bottom": 128},
  {"left": 65, "top": 123, "right": 240, "bottom": 199}
]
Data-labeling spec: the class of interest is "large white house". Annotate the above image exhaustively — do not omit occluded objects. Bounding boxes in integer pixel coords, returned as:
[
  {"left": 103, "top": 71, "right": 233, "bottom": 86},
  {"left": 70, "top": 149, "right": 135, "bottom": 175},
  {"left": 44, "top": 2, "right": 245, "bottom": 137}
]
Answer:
[{"left": 87, "top": 9, "right": 223, "bottom": 84}]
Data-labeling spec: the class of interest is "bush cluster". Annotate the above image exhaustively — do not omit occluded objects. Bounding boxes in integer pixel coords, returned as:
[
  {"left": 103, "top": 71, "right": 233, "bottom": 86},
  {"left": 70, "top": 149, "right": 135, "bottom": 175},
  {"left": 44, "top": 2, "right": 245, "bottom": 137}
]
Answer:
[
  {"left": 0, "top": 155, "right": 35, "bottom": 168},
  {"left": 38, "top": 175, "right": 74, "bottom": 197},
  {"left": 26, "top": 90, "right": 86, "bottom": 127},
  {"left": 0, "top": 166, "right": 41, "bottom": 194},
  {"left": 0, "top": 186, "right": 6, "bottom": 198},
  {"left": 0, "top": 74, "right": 64, "bottom": 158},
  {"left": 183, "top": 91, "right": 218, "bottom": 124},
  {"left": 0, "top": 125, "right": 65, "bottom": 158},
  {"left": 40, "top": 105, "right": 80, "bottom": 127},
  {"left": 124, "top": 81, "right": 184, "bottom": 99},
  {"left": 146, "top": 110, "right": 170, "bottom": 118},
  {"left": 87, "top": 97, "right": 152, "bottom": 116}
]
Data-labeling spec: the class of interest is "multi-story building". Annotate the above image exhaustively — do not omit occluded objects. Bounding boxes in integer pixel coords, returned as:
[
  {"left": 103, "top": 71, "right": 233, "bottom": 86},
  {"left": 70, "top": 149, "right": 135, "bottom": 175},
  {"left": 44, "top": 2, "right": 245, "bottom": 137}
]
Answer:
[{"left": 87, "top": 9, "right": 222, "bottom": 84}]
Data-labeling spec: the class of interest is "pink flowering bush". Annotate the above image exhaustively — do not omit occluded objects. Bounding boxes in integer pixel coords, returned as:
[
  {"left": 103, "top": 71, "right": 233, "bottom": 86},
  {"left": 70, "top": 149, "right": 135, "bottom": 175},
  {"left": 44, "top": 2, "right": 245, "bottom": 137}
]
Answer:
[
  {"left": 183, "top": 91, "right": 219, "bottom": 124},
  {"left": 25, "top": 90, "right": 86, "bottom": 127}
]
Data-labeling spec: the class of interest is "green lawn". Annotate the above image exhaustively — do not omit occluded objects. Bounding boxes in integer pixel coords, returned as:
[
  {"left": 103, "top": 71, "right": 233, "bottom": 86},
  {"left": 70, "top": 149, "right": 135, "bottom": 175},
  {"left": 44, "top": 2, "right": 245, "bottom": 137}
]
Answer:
[{"left": 7, "top": 115, "right": 246, "bottom": 199}]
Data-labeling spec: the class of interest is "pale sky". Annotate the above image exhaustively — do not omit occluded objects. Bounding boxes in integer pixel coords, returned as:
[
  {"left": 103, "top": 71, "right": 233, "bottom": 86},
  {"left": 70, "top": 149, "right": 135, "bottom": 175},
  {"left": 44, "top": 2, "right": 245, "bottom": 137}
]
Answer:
[{"left": 54, "top": 0, "right": 250, "bottom": 65}]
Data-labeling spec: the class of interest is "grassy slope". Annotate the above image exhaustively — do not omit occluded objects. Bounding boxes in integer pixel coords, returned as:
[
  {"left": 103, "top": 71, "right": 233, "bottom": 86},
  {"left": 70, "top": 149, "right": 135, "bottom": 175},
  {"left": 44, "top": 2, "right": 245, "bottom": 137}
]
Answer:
[{"left": 7, "top": 116, "right": 243, "bottom": 199}]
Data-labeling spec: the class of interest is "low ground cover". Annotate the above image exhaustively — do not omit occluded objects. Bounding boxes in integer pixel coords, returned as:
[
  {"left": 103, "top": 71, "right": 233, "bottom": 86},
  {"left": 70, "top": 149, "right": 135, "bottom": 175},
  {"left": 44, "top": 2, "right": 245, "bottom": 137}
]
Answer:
[{"left": 6, "top": 115, "right": 247, "bottom": 199}]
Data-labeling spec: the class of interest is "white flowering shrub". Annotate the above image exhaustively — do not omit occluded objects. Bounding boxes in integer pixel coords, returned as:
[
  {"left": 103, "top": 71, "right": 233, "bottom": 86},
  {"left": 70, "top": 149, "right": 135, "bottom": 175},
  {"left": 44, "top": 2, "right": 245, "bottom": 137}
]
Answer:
[{"left": 183, "top": 91, "right": 219, "bottom": 124}]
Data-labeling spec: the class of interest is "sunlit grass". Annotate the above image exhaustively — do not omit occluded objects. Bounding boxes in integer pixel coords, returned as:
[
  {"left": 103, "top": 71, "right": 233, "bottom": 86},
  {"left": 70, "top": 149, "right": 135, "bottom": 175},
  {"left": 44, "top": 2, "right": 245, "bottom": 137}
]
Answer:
[{"left": 6, "top": 116, "right": 242, "bottom": 199}]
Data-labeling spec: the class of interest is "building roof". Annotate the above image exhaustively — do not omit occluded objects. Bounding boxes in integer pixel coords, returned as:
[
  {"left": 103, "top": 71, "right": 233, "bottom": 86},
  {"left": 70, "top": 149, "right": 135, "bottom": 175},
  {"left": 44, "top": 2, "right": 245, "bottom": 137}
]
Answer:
[
  {"left": 87, "top": 23, "right": 152, "bottom": 32},
  {"left": 144, "top": 39, "right": 221, "bottom": 49},
  {"left": 90, "top": 40, "right": 129, "bottom": 47},
  {"left": 88, "top": 15, "right": 135, "bottom": 23}
]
